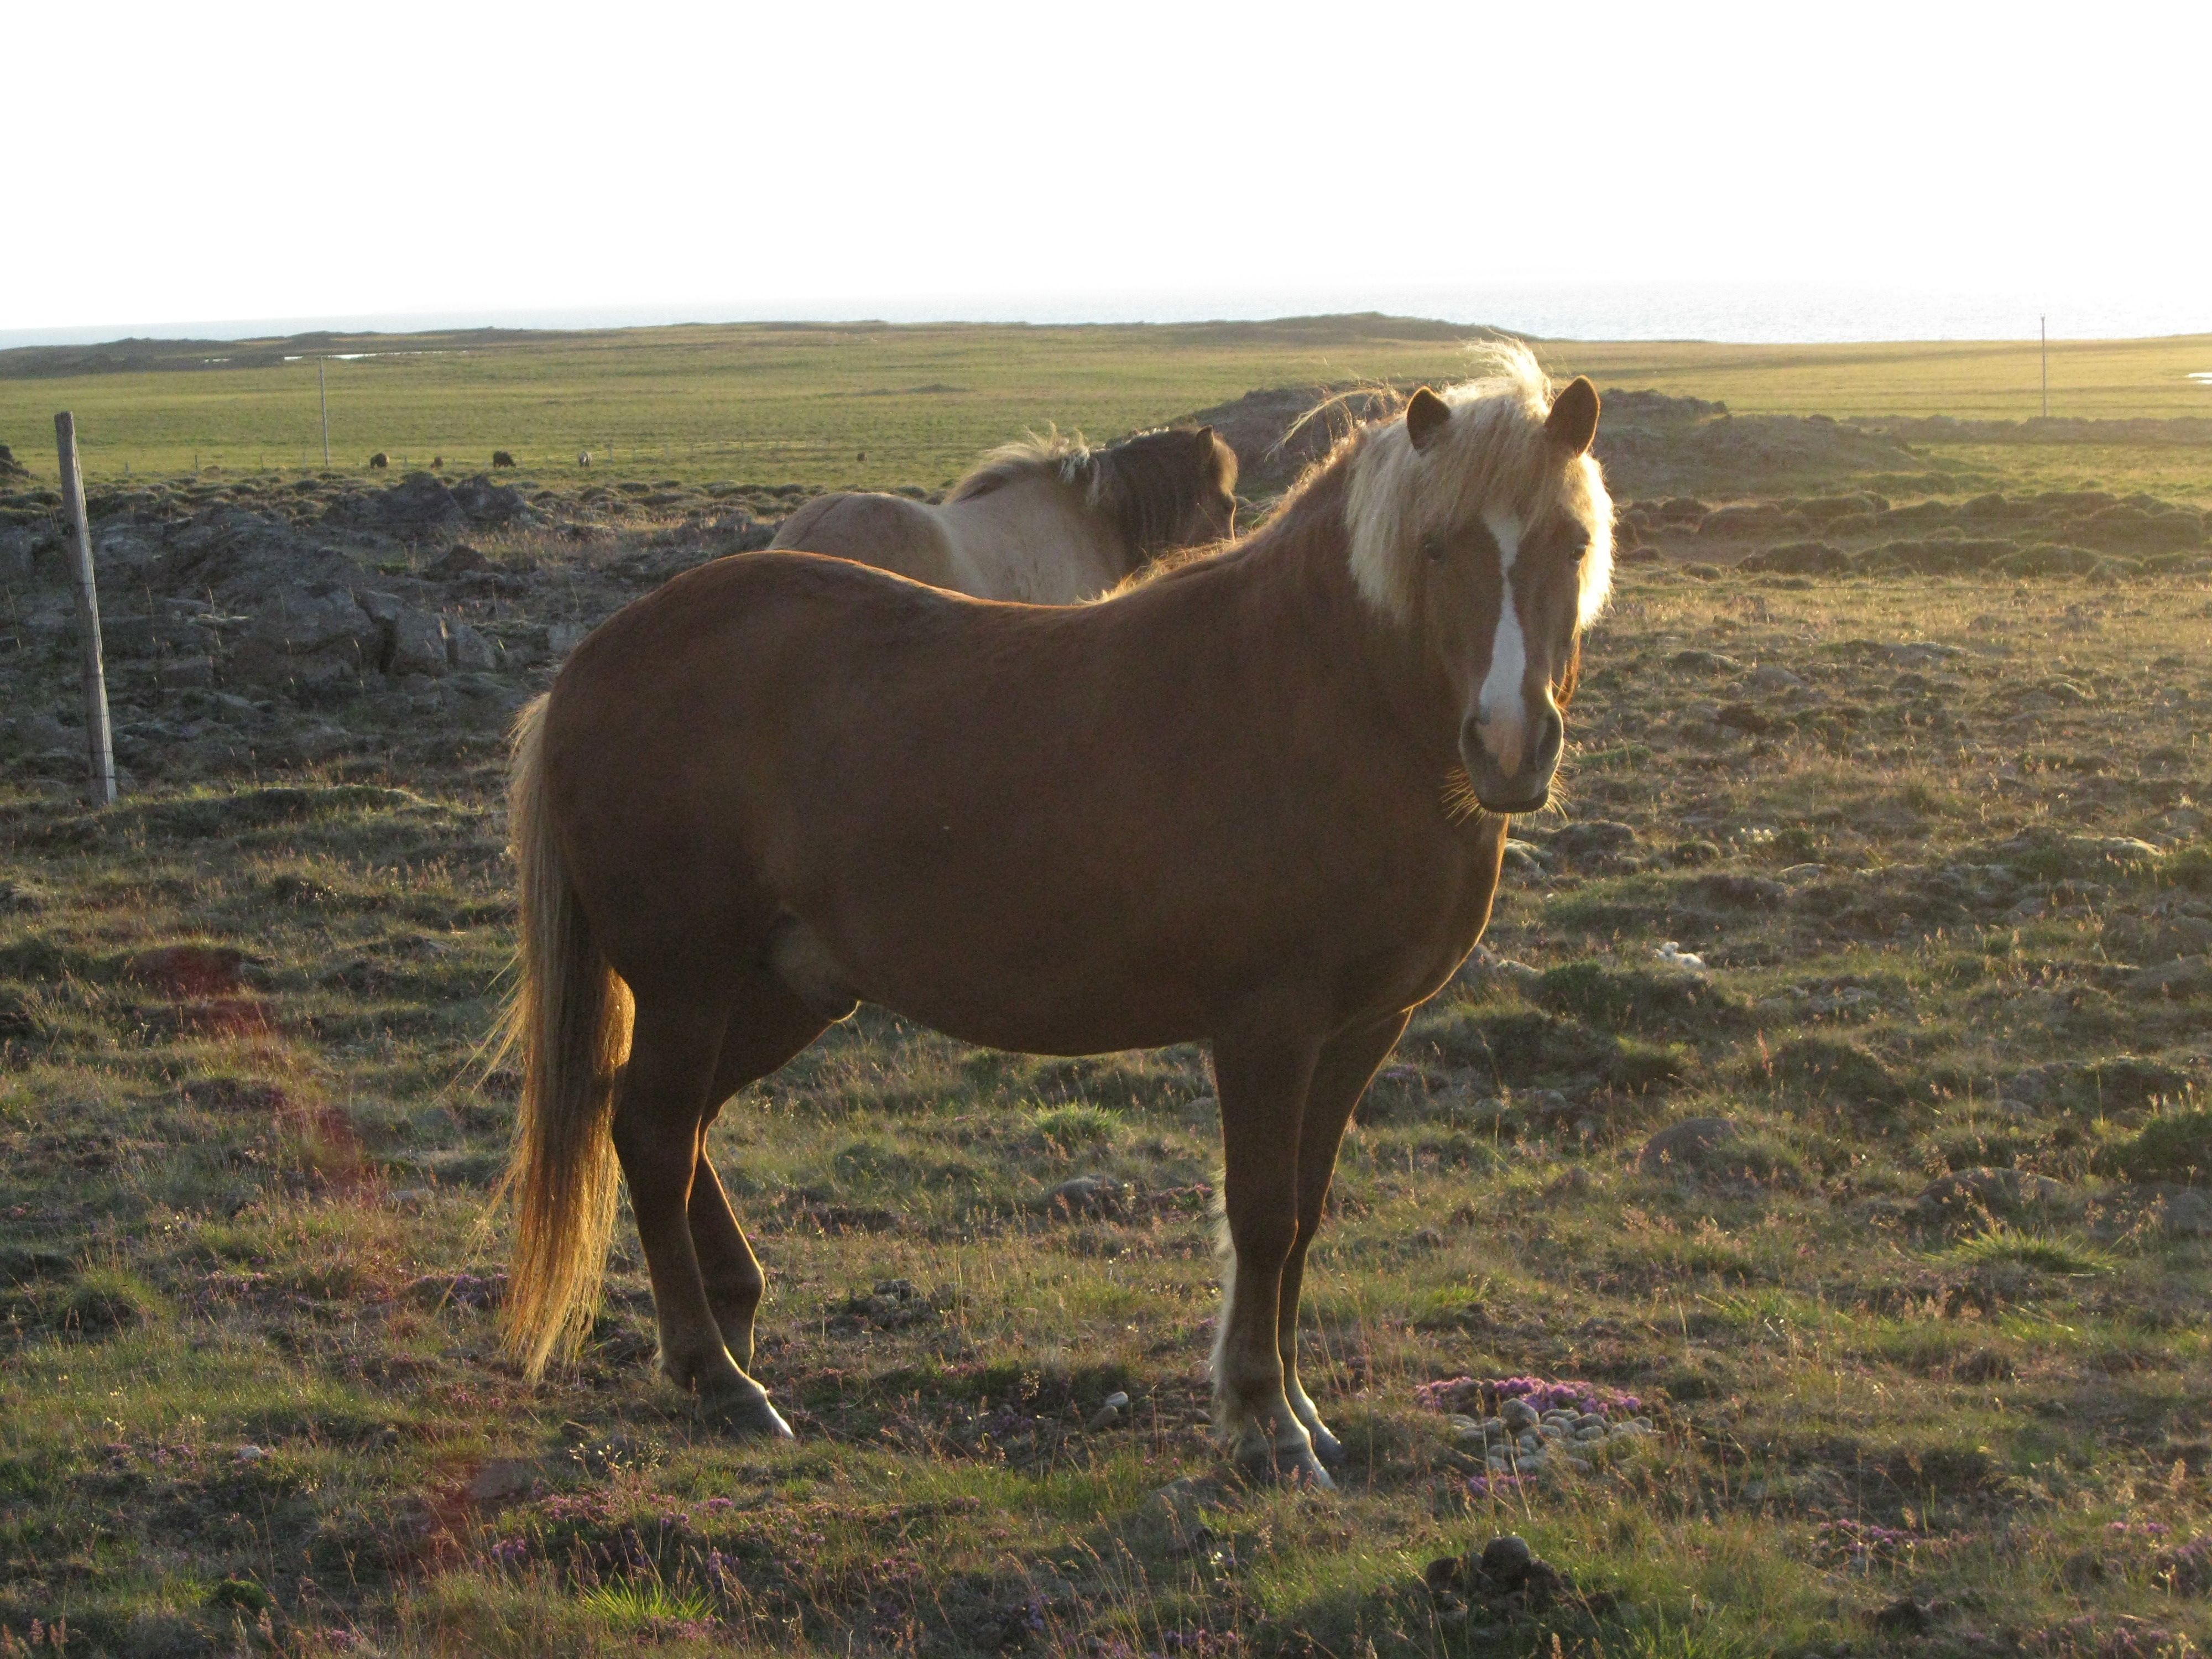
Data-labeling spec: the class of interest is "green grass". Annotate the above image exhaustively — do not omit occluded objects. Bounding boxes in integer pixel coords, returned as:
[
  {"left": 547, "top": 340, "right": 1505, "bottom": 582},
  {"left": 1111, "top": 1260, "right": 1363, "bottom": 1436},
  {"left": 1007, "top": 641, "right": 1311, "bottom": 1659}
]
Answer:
[
  {"left": 4, "top": 315, "right": 2209, "bottom": 492},
  {"left": 1942, "top": 1228, "right": 2120, "bottom": 1276},
  {"left": 2, "top": 348, "right": 2212, "bottom": 1654}
]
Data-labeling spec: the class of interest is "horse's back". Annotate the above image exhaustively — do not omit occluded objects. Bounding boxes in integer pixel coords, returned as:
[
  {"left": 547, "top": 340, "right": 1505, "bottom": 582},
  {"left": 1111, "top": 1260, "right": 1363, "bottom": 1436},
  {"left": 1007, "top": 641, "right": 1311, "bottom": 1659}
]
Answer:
[{"left": 769, "top": 492, "right": 961, "bottom": 592}]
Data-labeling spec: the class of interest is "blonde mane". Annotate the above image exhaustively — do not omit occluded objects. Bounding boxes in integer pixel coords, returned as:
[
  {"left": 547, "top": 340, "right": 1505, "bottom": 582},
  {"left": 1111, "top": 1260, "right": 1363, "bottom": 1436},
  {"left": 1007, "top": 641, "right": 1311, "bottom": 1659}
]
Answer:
[
  {"left": 1341, "top": 343, "right": 1614, "bottom": 629},
  {"left": 946, "top": 429, "right": 1095, "bottom": 502}
]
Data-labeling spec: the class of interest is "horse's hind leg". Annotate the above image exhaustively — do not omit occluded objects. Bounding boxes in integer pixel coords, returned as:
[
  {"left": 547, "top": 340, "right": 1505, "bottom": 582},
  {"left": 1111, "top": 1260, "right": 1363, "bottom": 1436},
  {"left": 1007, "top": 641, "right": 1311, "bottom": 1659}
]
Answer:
[
  {"left": 1211, "top": 1021, "right": 1324, "bottom": 1485},
  {"left": 1274, "top": 1012, "right": 1410, "bottom": 1470},
  {"left": 688, "top": 980, "right": 827, "bottom": 1371},
  {"left": 612, "top": 994, "right": 789, "bottom": 1437}
]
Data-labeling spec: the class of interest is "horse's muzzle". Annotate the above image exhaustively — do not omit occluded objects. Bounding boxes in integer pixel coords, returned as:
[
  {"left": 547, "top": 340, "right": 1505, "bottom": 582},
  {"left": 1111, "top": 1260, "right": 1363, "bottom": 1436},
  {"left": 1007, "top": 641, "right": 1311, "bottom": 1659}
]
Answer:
[{"left": 1460, "top": 707, "right": 1563, "bottom": 816}]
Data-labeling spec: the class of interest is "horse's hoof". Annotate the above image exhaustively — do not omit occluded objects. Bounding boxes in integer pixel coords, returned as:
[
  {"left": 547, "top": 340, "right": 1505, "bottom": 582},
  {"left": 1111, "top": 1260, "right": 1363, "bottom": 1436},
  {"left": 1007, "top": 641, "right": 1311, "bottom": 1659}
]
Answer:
[
  {"left": 1308, "top": 1425, "right": 1348, "bottom": 1469},
  {"left": 702, "top": 1389, "right": 795, "bottom": 1441}
]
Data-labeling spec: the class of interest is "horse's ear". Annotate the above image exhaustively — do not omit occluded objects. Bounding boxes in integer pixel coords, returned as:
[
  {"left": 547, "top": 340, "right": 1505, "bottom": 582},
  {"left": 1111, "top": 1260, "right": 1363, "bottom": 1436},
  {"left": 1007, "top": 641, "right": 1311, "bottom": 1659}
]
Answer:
[
  {"left": 1546, "top": 377, "right": 1600, "bottom": 456},
  {"left": 1405, "top": 387, "right": 1451, "bottom": 453}
]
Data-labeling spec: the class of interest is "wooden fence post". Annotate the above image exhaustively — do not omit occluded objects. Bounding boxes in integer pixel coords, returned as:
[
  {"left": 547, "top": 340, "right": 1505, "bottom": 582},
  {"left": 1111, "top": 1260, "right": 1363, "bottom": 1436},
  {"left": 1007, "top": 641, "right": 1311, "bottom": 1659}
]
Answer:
[{"left": 54, "top": 413, "right": 117, "bottom": 806}]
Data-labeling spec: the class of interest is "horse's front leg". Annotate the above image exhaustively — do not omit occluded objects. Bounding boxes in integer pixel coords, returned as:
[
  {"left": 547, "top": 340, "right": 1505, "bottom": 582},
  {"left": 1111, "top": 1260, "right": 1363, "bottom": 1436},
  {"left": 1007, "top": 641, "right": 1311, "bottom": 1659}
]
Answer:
[
  {"left": 612, "top": 998, "right": 790, "bottom": 1438},
  {"left": 1275, "top": 1011, "right": 1411, "bottom": 1469},
  {"left": 1211, "top": 1019, "right": 1326, "bottom": 1485}
]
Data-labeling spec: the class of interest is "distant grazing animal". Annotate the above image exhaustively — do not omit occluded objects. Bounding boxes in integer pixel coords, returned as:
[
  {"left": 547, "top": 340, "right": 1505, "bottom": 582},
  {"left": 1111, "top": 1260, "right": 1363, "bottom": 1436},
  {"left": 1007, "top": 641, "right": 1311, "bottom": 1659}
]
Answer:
[
  {"left": 497, "top": 347, "right": 1611, "bottom": 1485},
  {"left": 577, "top": 451, "right": 592, "bottom": 468},
  {"left": 770, "top": 426, "right": 1238, "bottom": 602},
  {"left": 492, "top": 451, "right": 517, "bottom": 468},
  {"left": 432, "top": 455, "right": 446, "bottom": 471},
  {"left": 368, "top": 452, "right": 389, "bottom": 469}
]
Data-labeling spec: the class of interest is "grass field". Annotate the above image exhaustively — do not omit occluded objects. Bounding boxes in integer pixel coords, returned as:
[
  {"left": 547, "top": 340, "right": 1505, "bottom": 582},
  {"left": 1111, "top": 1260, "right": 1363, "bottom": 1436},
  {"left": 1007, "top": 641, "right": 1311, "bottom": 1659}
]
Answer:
[
  {"left": 2, "top": 317, "right": 2208, "bottom": 491},
  {"left": 2, "top": 503, "right": 2210, "bottom": 1655},
  {"left": 1, "top": 315, "right": 2210, "bottom": 1657}
]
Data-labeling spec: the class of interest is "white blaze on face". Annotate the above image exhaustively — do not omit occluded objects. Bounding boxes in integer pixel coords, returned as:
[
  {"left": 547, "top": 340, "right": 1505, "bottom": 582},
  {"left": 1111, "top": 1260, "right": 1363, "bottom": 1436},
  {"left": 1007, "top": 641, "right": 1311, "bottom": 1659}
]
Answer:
[{"left": 1475, "top": 508, "right": 1530, "bottom": 773}]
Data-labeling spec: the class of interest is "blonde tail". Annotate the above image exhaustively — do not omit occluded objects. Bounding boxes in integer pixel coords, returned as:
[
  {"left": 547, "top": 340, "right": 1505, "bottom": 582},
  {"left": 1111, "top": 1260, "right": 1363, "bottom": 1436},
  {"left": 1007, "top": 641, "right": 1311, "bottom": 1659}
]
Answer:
[{"left": 493, "top": 695, "right": 633, "bottom": 1378}]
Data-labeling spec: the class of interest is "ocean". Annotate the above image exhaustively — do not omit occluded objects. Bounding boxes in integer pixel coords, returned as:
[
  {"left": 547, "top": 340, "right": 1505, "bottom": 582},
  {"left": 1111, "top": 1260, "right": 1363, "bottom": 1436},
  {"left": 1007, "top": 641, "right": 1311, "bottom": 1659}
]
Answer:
[{"left": 2, "top": 282, "right": 2206, "bottom": 352}]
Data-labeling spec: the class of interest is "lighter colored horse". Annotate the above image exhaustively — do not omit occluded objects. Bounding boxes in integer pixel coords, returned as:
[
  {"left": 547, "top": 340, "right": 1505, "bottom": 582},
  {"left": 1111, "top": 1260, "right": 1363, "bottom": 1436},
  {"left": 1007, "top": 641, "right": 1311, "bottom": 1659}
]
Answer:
[
  {"left": 496, "top": 347, "right": 1612, "bottom": 1486},
  {"left": 769, "top": 426, "right": 1238, "bottom": 601}
]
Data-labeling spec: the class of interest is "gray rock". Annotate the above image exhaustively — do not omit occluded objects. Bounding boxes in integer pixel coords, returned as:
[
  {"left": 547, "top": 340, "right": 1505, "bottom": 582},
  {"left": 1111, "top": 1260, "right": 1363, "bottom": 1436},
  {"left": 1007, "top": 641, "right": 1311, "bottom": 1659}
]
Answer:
[
  {"left": 1480, "top": 1535, "right": 1534, "bottom": 1585},
  {"left": 1138, "top": 1475, "right": 1219, "bottom": 1536},
  {"left": 161, "top": 655, "right": 215, "bottom": 688},
  {"left": 1501, "top": 839, "right": 1546, "bottom": 873},
  {"left": 1500, "top": 1398, "right": 1540, "bottom": 1431},
  {"left": 465, "top": 1458, "right": 536, "bottom": 1505},
  {"left": 1548, "top": 820, "right": 1638, "bottom": 862},
  {"left": 2159, "top": 1190, "right": 2212, "bottom": 1239},
  {"left": 1638, "top": 1117, "right": 1741, "bottom": 1175},
  {"left": 388, "top": 608, "right": 450, "bottom": 677},
  {"left": 1043, "top": 1174, "right": 1129, "bottom": 1218},
  {"left": 547, "top": 622, "right": 589, "bottom": 659},
  {"left": 335, "top": 472, "right": 467, "bottom": 535},
  {"left": 446, "top": 621, "right": 499, "bottom": 672},
  {"left": 1667, "top": 649, "right": 1743, "bottom": 674},
  {"left": 2132, "top": 957, "right": 2212, "bottom": 999},
  {"left": 226, "top": 585, "right": 380, "bottom": 688},
  {"left": 1917, "top": 1166, "right": 2070, "bottom": 1219},
  {"left": 1749, "top": 664, "right": 1806, "bottom": 691},
  {"left": 448, "top": 473, "right": 533, "bottom": 525}
]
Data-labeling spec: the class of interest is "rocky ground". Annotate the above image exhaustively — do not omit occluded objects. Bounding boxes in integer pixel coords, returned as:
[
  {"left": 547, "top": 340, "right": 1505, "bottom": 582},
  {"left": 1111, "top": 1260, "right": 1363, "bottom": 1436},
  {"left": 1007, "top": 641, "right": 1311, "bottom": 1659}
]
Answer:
[
  {"left": 0, "top": 469, "right": 801, "bottom": 787},
  {"left": 2, "top": 447, "right": 2210, "bottom": 1658}
]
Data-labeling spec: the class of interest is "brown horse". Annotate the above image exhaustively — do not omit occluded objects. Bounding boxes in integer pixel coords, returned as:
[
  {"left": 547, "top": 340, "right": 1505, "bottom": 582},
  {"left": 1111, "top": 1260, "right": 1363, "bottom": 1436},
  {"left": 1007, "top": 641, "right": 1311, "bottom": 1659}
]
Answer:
[
  {"left": 498, "top": 347, "right": 1613, "bottom": 1485},
  {"left": 769, "top": 426, "right": 1238, "bottom": 601}
]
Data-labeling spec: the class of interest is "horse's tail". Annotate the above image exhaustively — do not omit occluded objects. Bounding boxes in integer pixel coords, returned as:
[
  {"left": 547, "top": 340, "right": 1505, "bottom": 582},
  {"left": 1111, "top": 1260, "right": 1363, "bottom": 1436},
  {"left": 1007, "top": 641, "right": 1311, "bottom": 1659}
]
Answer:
[{"left": 493, "top": 693, "right": 632, "bottom": 1379}]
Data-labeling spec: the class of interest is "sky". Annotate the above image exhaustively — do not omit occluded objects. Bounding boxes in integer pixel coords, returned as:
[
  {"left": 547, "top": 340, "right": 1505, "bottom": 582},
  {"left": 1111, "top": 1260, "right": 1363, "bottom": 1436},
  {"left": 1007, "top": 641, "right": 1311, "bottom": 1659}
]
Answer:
[{"left": 6, "top": 1, "right": 2206, "bottom": 344}]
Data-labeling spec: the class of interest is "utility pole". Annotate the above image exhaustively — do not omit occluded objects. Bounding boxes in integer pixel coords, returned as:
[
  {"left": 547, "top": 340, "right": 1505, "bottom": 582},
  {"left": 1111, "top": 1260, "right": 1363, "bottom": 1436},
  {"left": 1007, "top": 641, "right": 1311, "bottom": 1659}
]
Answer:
[
  {"left": 53, "top": 413, "right": 117, "bottom": 806},
  {"left": 319, "top": 358, "right": 331, "bottom": 467},
  {"left": 2040, "top": 315, "right": 2049, "bottom": 419}
]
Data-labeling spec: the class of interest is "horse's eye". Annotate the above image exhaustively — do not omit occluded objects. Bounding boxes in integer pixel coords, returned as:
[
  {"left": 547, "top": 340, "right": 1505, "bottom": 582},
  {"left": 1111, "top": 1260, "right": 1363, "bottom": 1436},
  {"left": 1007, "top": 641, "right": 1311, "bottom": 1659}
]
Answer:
[{"left": 1569, "top": 537, "right": 1591, "bottom": 563}]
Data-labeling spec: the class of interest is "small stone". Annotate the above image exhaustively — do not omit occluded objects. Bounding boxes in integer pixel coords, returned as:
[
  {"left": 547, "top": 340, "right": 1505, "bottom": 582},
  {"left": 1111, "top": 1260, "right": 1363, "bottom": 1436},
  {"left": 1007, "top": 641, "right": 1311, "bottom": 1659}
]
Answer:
[
  {"left": 1042, "top": 1175, "right": 1129, "bottom": 1218},
  {"left": 2159, "top": 1190, "right": 2212, "bottom": 1239},
  {"left": 465, "top": 1458, "right": 536, "bottom": 1504},
  {"left": 1501, "top": 839, "right": 1546, "bottom": 873},
  {"left": 1574, "top": 1412, "right": 1609, "bottom": 1432},
  {"left": 1500, "top": 1398, "right": 1541, "bottom": 1430},
  {"left": 446, "top": 620, "right": 499, "bottom": 671},
  {"left": 1480, "top": 1535, "right": 1535, "bottom": 1585},
  {"left": 1917, "top": 1167, "right": 2070, "bottom": 1219},
  {"left": 235, "top": 1445, "right": 267, "bottom": 1462},
  {"left": 1749, "top": 664, "right": 1806, "bottom": 691},
  {"left": 1139, "top": 1476, "right": 1218, "bottom": 1536},
  {"left": 1638, "top": 1117, "right": 1741, "bottom": 1175},
  {"left": 1573, "top": 1425, "right": 1609, "bottom": 1442},
  {"left": 388, "top": 608, "right": 449, "bottom": 677}
]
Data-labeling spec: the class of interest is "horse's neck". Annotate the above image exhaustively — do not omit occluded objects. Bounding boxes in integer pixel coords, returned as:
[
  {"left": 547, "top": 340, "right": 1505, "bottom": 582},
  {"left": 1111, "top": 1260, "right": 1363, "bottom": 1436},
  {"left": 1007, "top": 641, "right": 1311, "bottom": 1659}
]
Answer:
[
  {"left": 1170, "top": 474, "right": 1459, "bottom": 769},
  {"left": 940, "top": 476, "right": 1125, "bottom": 603}
]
